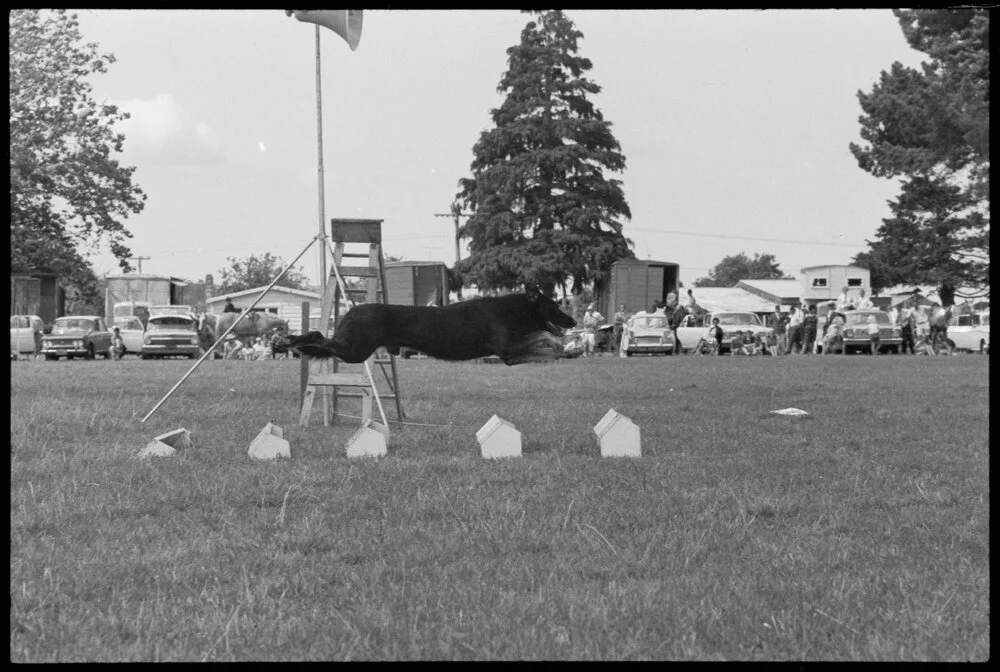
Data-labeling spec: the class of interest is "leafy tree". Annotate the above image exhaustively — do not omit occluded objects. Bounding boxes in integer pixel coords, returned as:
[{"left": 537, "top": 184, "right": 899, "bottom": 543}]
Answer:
[
  {"left": 216, "top": 253, "right": 309, "bottom": 295},
  {"left": 10, "top": 9, "right": 147, "bottom": 279},
  {"left": 693, "top": 252, "right": 790, "bottom": 288},
  {"left": 453, "top": 10, "right": 633, "bottom": 296},
  {"left": 850, "top": 9, "right": 989, "bottom": 305}
]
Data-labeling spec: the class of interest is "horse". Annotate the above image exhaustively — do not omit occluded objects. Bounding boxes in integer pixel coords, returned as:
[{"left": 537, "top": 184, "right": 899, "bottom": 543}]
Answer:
[{"left": 272, "top": 285, "right": 576, "bottom": 366}]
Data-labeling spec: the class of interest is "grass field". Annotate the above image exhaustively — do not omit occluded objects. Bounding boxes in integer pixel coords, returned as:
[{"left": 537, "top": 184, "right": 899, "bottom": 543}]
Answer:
[{"left": 9, "top": 353, "right": 990, "bottom": 661}]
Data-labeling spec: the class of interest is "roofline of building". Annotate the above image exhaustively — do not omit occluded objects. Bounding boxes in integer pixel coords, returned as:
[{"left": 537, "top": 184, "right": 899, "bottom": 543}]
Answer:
[
  {"left": 206, "top": 285, "right": 321, "bottom": 302},
  {"left": 799, "top": 265, "right": 867, "bottom": 273}
]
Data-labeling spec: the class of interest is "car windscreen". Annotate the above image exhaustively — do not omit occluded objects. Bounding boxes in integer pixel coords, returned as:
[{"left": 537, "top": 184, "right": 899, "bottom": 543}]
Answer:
[
  {"left": 632, "top": 316, "right": 668, "bottom": 329},
  {"left": 845, "top": 312, "right": 890, "bottom": 326},
  {"left": 147, "top": 317, "right": 196, "bottom": 331},
  {"left": 715, "top": 313, "right": 759, "bottom": 326},
  {"left": 52, "top": 318, "right": 95, "bottom": 332}
]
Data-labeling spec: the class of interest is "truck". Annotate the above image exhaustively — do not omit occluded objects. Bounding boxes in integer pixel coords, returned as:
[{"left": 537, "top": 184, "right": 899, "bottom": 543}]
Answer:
[
  {"left": 594, "top": 259, "right": 680, "bottom": 321},
  {"left": 104, "top": 273, "right": 188, "bottom": 327}
]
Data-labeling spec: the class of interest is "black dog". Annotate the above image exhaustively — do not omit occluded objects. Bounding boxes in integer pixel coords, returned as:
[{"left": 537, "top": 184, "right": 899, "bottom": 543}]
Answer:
[{"left": 273, "top": 285, "right": 576, "bottom": 365}]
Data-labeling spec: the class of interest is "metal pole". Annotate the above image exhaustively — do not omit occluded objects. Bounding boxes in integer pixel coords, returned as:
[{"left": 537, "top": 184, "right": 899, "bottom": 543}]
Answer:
[
  {"left": 434, "top": 211, "right": 473, "bottom": 264},
  {"left": 315, "top": 25, "right": 328, "bottom": 306},
  {"left": 140, "top": 237, "right": 317, "bottom": 424}
]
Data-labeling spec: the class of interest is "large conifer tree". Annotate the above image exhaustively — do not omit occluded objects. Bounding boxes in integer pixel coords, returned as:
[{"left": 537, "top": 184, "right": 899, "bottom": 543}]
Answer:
[
  {"left": 850, "top": 9, "right": 989, "bottom": 304},
  {"left": 453, "top": 11, "right": 633, "bottom": 295}
]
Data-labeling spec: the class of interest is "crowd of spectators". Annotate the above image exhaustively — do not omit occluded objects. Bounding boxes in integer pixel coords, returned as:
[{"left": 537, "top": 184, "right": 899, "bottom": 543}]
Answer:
[{"left": 221, "top": 333, "right": 293, "bottom": 361}]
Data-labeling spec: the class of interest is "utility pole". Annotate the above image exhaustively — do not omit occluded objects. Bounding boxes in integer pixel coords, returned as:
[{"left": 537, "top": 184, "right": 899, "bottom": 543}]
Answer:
[
  {"left": 433, "top": 206, "right": 473, "bottom": 264},
  {"left": 129, "top": 256, "right": 151, "bottom": 273}
]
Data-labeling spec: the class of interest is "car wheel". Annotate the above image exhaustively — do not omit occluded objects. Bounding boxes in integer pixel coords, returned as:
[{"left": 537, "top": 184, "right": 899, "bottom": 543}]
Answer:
[
  {"left": 141, "top": 354, "right": 151, "bottom": 360},
  {"left": 189, "top": 353, "right": 198, "bottom": 360},
  {"left": 45, "top": 354, "right": 57, "bottom": 361}
]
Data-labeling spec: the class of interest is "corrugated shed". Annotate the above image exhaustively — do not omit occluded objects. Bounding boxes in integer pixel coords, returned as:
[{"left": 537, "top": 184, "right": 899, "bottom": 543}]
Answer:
[{"left": 736, "top": 279, "right": 802, "bottom": 303}]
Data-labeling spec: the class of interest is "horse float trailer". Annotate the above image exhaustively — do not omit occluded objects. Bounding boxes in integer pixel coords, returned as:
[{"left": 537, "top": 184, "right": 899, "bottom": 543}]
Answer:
[{"left": 595, "top": 259, "right": 681, "bottom": 319}]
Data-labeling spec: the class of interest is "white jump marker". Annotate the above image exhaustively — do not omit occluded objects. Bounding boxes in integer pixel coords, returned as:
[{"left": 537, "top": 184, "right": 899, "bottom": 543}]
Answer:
[
  {"left": 248, "top": 422, "right": 291, "bottom": 460},
  {"left": 476, "top": 414, "right": 522, "bottom": 459},
  {"left": 138, "top": 427, "right": 192, "bottom": 458},
  {"left": 594, "top": 409, "right": 641, "bottom": 458},
  {"left": 346, "top": 420, "right": 389, "bottom": 459}
]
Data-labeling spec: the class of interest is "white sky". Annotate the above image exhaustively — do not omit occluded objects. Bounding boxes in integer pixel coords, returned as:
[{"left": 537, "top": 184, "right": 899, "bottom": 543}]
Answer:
[{"left": 72, "top": 9, "right": 927, "bottom": 289}]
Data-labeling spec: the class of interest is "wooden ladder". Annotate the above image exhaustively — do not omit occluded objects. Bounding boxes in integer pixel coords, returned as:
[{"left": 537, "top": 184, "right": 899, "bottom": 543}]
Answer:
[{"left": 299, "top": 219, "right": 405, "bottom": 427}]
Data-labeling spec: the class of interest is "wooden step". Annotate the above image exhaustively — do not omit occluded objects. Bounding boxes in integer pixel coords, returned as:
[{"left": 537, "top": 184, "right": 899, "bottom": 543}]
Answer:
[
  {"left": 334, "top": 266, "right": 379, "bottom": 277},
  {"left": 307, "top": 372, "right": 369, "bottom": 387},
  {"left": 336, "top": 390, "right": 397, "bottom": 399}
]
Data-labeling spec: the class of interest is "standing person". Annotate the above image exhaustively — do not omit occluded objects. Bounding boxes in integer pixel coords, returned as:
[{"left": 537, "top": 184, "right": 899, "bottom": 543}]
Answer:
[
  {"left": 867, "top": 314, "right": 881, "bottom": 355},
  {"left": 771, "top": 305, "right": 788, "bottom": 355},
  {"left": 900, "top": 307, "right": 916, "bottom": 355},
  {"left": 111, "top": 327, "right": 126, "bottom": 360},
  {"left": 802, "top": 304, "right": 819, "bottom": 355},
  {"left": 786, "top": 306, "right": 803, "bottom": 354},
  {"left": 612, "top": 303, "right": 630, "bottom": 356},
  {"left": 855, "top": 289, "right": 873, "bottom": 310},
  {"left": 581, "top": 304, "right": 604, "bottom": 358},
  {"left": 708, "top": 317, "right": 724, "bottom": 356},
  {"left": 886, "top": 304, "right": 899, "bottom": 326},
  {"left": 223, "top": 297, "right": 239, "bottom": 313}
]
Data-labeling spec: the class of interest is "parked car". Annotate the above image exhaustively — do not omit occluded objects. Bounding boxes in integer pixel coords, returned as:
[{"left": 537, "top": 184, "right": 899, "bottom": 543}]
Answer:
[
  {"left": 948, "top": 311, "right": 990, "bottom": 354},
  {"left": 621, "top": 313, "right": 674, "bottom": 356},
  {"left": 40, "top": 316, "right": 113, "bottom": 360},
  {"left": 141, "top": 313, "right": 202, "bottom": 359},
  {"left": 10, "top": 315, "right": 44, "bottom": 359},
  {"left": 675, "top": 311, "right": 772, "bottom": 354},
  {"left": 112, "top": 315, "right": 146, "bottom": 357},
  {"left": 842, "top": 309, "right": 902, "bottom": 354}
]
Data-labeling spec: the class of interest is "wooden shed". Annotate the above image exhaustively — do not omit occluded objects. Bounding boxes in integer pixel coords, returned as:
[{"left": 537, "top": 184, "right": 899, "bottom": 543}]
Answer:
[
  {"left": 384, "top": 261, "right": 450, "bottom": 306},
  {"left": 10, "top": 273, "right": 63, "bottom": 324}
]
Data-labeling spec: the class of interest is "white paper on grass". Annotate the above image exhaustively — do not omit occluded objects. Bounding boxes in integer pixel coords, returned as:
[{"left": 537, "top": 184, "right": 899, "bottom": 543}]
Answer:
[{"left": 771, "top": 408, "right": 810, "bottom": 416}]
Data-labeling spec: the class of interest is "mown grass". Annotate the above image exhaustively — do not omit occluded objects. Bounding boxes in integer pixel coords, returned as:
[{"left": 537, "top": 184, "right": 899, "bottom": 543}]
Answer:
[{"left": 9, "top": 354, "right": 990, "bottom": 661}]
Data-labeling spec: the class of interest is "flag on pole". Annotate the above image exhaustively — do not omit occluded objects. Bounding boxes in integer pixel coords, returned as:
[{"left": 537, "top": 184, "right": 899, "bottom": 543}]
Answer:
[{"left": 285, "top": 10, "right": 363, "bottom": 51}]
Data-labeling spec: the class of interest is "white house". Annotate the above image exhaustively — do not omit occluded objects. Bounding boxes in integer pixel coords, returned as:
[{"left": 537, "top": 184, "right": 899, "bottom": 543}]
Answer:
[
  {"left": 798, "top": 265, "right": 871, "bottom": 307},
  {"left": 206, "top": 285, "right": 325, "bottom": 335}
]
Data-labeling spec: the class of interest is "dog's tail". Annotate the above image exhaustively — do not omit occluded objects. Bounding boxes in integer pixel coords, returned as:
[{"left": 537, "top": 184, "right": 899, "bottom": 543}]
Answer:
[{"left": 271, "top": 331, "right": 339, "bottom": 359}]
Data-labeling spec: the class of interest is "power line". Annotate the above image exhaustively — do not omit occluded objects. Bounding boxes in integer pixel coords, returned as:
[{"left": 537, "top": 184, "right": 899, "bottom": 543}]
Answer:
[{"left": 627, "top": 227, "right": 864, "bottom": 249}]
